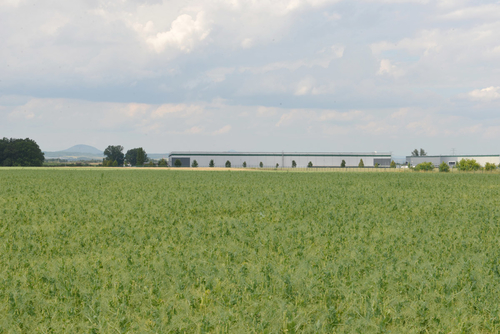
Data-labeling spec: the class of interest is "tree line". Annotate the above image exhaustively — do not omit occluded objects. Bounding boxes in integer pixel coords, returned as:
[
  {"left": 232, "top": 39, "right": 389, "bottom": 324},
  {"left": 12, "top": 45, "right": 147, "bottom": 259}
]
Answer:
[
  {"left": 102, "top": 145, "right": 168, "bottom": 167},
  {"left": 0, "top": 138, "right": 44, "bottom": 166}
]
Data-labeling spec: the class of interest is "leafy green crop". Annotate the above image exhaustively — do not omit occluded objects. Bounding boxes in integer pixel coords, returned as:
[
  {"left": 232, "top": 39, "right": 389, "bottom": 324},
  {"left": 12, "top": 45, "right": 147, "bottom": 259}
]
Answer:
[{"left": 1, "top": 169, "right": 500, "bottom": 333}]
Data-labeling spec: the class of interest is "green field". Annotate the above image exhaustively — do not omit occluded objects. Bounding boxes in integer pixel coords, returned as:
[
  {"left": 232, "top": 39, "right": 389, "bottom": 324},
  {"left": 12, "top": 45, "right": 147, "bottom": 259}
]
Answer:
[{"left": 1, "top": 169, "right": 500, "bottom": 333}]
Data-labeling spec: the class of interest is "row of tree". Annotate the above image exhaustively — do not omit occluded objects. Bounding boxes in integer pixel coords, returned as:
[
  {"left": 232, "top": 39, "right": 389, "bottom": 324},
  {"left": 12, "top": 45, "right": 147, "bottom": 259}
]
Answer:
[
  {"left": 414, "top": 158, "right": 499, "bottom": 172},
  {"left": 0, "top": 138, "right": 44, "bottom": 166},
  {"left": 102, "top": 145, "right": 166, "bottom": 167}
]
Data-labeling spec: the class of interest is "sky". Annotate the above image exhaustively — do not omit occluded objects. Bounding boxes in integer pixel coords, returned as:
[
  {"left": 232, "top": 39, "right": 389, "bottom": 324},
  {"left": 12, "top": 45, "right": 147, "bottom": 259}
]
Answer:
[{"left": 1, "top": 0, "right": 500, "bottom": 155}]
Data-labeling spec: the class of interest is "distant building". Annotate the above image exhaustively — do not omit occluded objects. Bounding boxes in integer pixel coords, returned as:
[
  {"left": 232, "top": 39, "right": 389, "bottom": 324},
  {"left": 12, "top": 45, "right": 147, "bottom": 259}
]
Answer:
[
  {"left": 406, "top": 155, "right": 500, "bottom": 168},
  {"left": 169, "top": 151, "right": 392, "bottom": 168}
]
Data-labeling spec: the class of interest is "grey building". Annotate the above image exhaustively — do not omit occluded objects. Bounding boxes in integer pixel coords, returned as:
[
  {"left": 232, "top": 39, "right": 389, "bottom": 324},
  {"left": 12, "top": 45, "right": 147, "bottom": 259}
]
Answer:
[
  {"left": 169, "top": 151, "right": 392, "bottom": 168},
  {"left": 406, "top": 155, "right": 500, "bottom": 168}
]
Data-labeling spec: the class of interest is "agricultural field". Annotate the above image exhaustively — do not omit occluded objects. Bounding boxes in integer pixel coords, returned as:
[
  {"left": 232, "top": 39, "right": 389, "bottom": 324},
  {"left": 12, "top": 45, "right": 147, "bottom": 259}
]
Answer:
[{"left": 1, "top": 169, "right": 500, "bottom": 333}]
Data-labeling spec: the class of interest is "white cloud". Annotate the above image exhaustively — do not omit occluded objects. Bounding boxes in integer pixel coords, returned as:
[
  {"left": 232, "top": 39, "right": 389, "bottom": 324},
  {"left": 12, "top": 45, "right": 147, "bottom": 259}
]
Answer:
[
  {"left": 146, "top": 12, "right": 211, "bottom": 53},
  {"left": 377, "top": 59, "right": 404, "bottom": 77},
  {"left": 241, "top": 38, "right": 254, "bottom": 48},
  {"left": 468, "top": 87, "right": 500, "bottom": 102},
  {"left": 212, "top": 125, "right": 232, "bottom": 135},
  {"left": 440, "top": 4, "right": 500, "bottom": 20}
]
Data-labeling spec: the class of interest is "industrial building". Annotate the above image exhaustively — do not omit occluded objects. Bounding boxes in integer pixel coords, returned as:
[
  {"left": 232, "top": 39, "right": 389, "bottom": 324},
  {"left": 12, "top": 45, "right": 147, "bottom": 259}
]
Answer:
[
  {"left": 169, "top": 152, "right": 392, "bottom": 168},
  {"left": 406, "top": 155, "right": 500, "bottom": 168}
]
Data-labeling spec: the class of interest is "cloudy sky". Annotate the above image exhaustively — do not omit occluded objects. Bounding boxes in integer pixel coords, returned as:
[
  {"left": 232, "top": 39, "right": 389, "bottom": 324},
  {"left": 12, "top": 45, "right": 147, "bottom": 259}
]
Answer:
[{"left": 1, "top": 0, "right": 500, "bottom": 155}]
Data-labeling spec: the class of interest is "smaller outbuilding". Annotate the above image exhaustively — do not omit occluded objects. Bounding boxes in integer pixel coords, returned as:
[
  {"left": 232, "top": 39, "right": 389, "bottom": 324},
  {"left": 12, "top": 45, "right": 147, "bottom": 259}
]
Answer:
[{"left": 406, "top": 155, "right": 500, "bottom": 168}]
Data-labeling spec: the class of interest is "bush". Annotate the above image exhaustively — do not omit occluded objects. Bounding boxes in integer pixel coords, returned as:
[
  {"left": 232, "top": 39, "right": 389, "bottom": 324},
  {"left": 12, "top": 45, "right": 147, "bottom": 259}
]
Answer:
[
  {"left": 259, "top": 162, "right": 263, "bottom": 168},
  {"left": 341, "top": 160, "right": 346, "bottom": 167},
  {"left": 457, "top": 158, "right": 480, "bottom": 171},
  {"left": 292, "top": 160, "right": 297, "bottom": 168},
  {"left": 439, "top": 161, "right": 450, "bottom": 172},
  {"left": 374, "top": 163, "right": 379, "bottom": 168},
  {"left": 174, "top": 159, "right": 182, "bottom": 167},
  {"left": 192, "top": 160, "right": 198, "bottom": 168},
  {"left": 243, "top": 161, "right": 247, "bottom": 168},
  {"left": 276, "top": 163, "right": 279, "bottom": 168},
  {"left": 358, "top": 159, "right": 364, "bottom": 167},
  {"left": 308, "top": 161, "right": 313, "bottom": 167},
  {"left": 225, "top": 160, "right": 231, "bottom": 168},
  {"left": 414, "top": 161, "right": 434, "bottom": 171},
  {"left": 485, "top": 162, "right": 497, "bottom": 171},
  {"left": 209, "top": 159, "right": 214, "bottom": 167},
  {"left": 390, "top": 160, "right": 396, "bottom": 168},
  {"left": 158, "top": 158, "right": 168, "bottom": 167}
]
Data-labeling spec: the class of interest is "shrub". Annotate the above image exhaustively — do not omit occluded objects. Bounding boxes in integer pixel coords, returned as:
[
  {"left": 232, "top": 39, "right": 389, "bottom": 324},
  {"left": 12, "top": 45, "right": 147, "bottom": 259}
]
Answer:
[
  {"left": 390, "top": 160, "right": 396, "bottom": 168},
  {"left": 374, "top": 163, "right": 379, "bottom": 168},
  {"left": 174, "top": 159, "right": 182, "bottom": 167},
  {"left": 414, "top": 161, "right": 434, "bottom": 171},
  {"left": 485, "top": 162, "right": 497, "bottom": 171},
  {"left": 225, "top": 160, "right": 231, "bottom": 168},
  {"left": 457, "top": 158, "right": 480, "bottom": 171},
  {"left": 341, "top": 160, "right": 346, "bottom": 167},
  {"left": 209, "top": 159, "right": 214, "bottom": 167},
  {"left": 276, "top": 163, "right": 279, "bottom": 168},
  {"left": 308, "top": 161, "right": 313, "bottom": 168},
  {"left": 192, "top": 160, "right": 198, "bottom": 167},
  {"left": 158, "top": 158, "right": 168, "bottom": 167},
  {"left": 439, "top": 161, "right": 450, "bottom": 172},
  {"left": 292, "top": 160, "right": 297, "bottom": 168},
  {"left": 243, "top": 161, "right": 247, "bottom": 168},
  {"left": 259, "top": 162, "right": 263, "bottom": 168},
  {"left": 358, "top": 159, "right": 364, "bottom": 167}
]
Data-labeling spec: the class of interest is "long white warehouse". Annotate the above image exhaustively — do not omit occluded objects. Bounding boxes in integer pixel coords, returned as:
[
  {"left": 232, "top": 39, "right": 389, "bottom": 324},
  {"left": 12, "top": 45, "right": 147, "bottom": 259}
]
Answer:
[
  {"left": 406, "top": 155, "right": 500, "bottom": 167},
  {"left": 169, "top": 152, "right": 392, "bottom": 168}
]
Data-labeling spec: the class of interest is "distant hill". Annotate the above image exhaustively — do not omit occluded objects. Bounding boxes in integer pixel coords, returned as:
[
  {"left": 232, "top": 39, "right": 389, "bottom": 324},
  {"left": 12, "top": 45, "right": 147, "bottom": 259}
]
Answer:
[
  {"left": 61, "top": 145, "right": 103, "bottom": 155},
  {"left": 44, "top": 144, "right": 104, "bottom": 161}
]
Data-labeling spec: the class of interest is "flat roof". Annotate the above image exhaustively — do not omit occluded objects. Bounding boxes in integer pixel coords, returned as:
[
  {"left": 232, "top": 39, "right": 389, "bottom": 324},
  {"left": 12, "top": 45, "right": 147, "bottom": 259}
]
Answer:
[{"left": 170, "top": 151, "right": 392, "bottom": 157}]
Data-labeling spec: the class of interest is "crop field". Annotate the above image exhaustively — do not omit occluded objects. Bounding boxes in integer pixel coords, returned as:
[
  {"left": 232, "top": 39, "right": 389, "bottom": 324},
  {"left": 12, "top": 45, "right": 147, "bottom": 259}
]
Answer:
[{"left": 2, "top": 169, "right": 500, "bottom": 333}]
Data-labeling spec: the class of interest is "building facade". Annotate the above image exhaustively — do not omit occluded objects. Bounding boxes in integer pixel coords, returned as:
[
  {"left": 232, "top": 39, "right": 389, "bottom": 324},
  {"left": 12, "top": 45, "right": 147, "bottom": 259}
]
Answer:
[
  {"left": 406, "top": 155, "right": 500, "bottom": 168},
  {"left": 169, "top": 152, "right": 392, "bottom": 168}
]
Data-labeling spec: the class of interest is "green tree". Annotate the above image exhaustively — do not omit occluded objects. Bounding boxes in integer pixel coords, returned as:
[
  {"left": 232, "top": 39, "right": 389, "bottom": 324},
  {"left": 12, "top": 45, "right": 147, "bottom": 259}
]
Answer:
[
  {"left": 374, "top": 163, "right": 379, "bottom": 168},
  {"left": 158, "top": 158, "right": 168, "bottom": 167},
  {"left": 341, "top": 160, "right": 346, "bottom": 167},
  {"left": 308, "top": 161, "right": 313, "bottom": 167},
  {"left": 358, "top": 159, "right": 364, "bottom": 167},
  {"left": 390, "top": 160, "right": 396, "bottom": 168},
  {"left": 137, "top": 148, "right": 147, "bottom": 166},
  {"left": 485, "top": 162, "right": 497, "bottom": 171},
  {"left": 125, "top": 148, "right": 138, "bottom": 166},
  {"left": 259, "top": 162, "right": 263, "bottom": 168},
  {"left": 411, "top": 149, "right": 419, "bottom": 157},
  {"left": 209, "top": 159, "right": 215, "bottom": 167},
  {"left": 0, "top": 137, "right": 44, "bottom": 166},
  {"left": 439, "top": 161, "right": 450, "bottom": 172},
  {"left": 225, "top": 160, "right": 231, "bottom": 168},
  {"left": 457, "top": 158, "right": 480, "bottom": 171},
  {"left": 243, "top": 161, "right": 247, "bottom": 168},
  {"left": 414, "top": 162, "right": 434, "bottom": 171},
  {"left": 292, "top": 160, "right": 297, "bottom": 168},
  {"left": 147, "top": 160, "right": 155, "bottom": 167},
  {"left": 174, "top": 159, "right": 182, "bottom": 167},
  {"left": 192, "top": 160, "right": 198, "bottom": 167},
  {"left": 104, "top": 145, "right": 124, "bottom": 166},
  {"left": 125, "top": 148, "right": 148, "bottom": 166},
  {"left": 420, "top": 148, "right": 427, "bottom": 156},
  {"left": 112, "top": 160, "right": 118, "bottom": 167}
]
